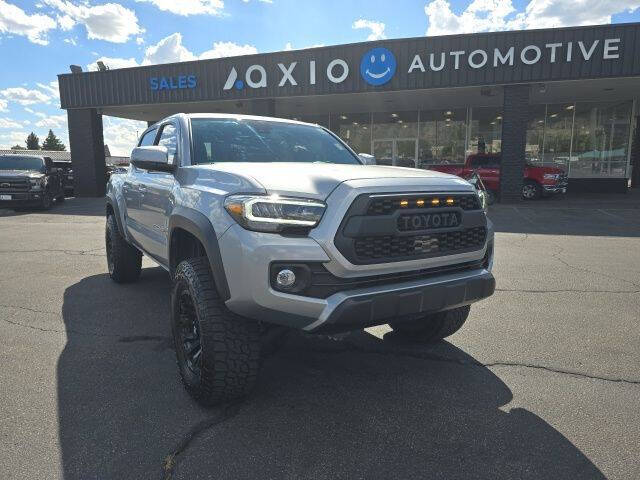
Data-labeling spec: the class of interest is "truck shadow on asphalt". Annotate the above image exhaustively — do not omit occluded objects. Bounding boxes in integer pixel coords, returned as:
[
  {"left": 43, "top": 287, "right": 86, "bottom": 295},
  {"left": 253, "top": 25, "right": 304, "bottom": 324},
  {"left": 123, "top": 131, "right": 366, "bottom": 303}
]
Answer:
[{"left": 58, "top": 267, "right": 605, "bottom": 480}]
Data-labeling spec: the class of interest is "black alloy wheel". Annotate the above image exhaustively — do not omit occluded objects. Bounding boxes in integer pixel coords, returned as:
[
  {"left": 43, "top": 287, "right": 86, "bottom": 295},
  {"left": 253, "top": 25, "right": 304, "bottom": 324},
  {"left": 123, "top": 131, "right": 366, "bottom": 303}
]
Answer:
[{"left": 176, "top": 288, "right": 202, "bottom": 377}]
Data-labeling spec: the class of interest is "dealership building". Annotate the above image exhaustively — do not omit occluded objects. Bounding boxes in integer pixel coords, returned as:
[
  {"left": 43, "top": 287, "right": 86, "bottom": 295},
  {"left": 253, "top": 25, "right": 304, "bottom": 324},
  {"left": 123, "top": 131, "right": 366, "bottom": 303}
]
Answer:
[{"left": 58, "top": 22, "right": 640, "bottom": 200}]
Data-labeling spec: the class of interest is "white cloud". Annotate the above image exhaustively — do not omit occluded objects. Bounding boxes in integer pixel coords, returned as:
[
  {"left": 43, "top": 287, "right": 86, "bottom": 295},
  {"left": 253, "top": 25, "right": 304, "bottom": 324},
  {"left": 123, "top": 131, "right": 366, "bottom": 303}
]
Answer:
[
  {"left": 0, "top": 130, "right": 29, "bottom": 148},
  {"left": 199, "top": 41, "right": 257, "bottom": 59},
  {"left": 63, "top": 37, "right": 76, "bottom": 45},
  {"left": 0, "top": 0, "right": 57, "bottom": 45},
  {"left": 142, "top": 32, "right": 196, "bottom": 64},
  {"left": 56, "top": 13, "right": 74, "bottom": 30},
  {"left": 88, "top": 33, "right": 258, "bottom": 70},
  {"left": 352, "top": 18, "right": 386, "bottom": 41},
  {"left": 43, "top": 0, "right": 144, "bottom": 43},
  {"left": 0, "top": 87, "right": 50, "bottom": 106},
  {"left": 0, "top": 117, "right": 22, "bottom": 129},
  {"left": 36, "top": 81, "right": 59, "bottom": 99},
  {"left": 424, "top": 0, "right": 640, "bottom": 36},
  {"left": 512, "top": 0, "right": 640, "bottom": 30},
  {"left": 103, "top": 117, "right": 146, "bottom": 156},
  {"left": 136, "top": 36, "right": 144, "bottom": 45},
  {"left": 24, "top": 107, "right": 35, "bottom": 114},
  {"left": 34, "top": 112, "right": 47, "bottom": 118},
  {"left": 0, "top": 99, "right": 7, "bottom": 112},
  {"left": 35, "top": 113, "right": 66, "bottom": 129},
  {"left": 135, "top": 0, "right": 224, "bottom": 16}
]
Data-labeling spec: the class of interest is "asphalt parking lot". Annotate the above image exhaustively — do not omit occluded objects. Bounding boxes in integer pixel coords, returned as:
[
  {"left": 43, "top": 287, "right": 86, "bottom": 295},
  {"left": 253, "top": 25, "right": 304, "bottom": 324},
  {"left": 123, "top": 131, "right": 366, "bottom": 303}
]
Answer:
[{"left": 1, "top": 196, "right": 639, "bottom": 480}]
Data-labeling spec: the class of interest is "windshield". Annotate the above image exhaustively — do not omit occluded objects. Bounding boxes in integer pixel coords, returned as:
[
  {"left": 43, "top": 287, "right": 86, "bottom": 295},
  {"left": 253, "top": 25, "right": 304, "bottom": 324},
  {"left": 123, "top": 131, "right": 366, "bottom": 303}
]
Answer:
[
  {"left": 0, "top": 155, "right": 45, "bottom": 172},
  {"left": 190, "top": 118, "right": 360, "bottom": 165}
]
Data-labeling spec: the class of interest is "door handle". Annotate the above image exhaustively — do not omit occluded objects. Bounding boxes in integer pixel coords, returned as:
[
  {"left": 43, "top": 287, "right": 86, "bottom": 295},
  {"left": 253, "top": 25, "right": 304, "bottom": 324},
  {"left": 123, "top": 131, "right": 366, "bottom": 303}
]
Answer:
[{"left": 137, "top": 184, "right": 147, "bottom": 193}]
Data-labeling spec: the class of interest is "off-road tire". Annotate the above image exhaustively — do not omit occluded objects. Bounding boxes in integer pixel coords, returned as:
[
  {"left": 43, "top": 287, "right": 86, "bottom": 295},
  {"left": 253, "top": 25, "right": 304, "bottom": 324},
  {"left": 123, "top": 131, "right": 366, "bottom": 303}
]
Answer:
[
  {"left": 522, "top": 180, "right": 542, "bottom": 200},
  {"left": 390, "top": 306, "right": 471, "bottom": 343},
  {"left": 105, "top": 214, "right": 142, "bottom": 283},
  {"left": 171, "top": 257, "right": 260, "bottom": 406}
]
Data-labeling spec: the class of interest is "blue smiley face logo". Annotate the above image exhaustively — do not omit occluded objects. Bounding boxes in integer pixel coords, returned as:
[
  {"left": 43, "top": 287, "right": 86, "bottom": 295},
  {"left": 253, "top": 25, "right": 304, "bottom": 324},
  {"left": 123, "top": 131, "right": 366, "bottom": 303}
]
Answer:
[{"left": 360, "top": 47, "right": 396, "bottom": 86}]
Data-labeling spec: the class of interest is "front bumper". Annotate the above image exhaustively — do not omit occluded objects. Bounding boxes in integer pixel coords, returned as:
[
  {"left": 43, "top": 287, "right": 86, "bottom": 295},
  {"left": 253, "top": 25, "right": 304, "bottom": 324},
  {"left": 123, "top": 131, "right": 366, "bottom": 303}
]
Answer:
[
  {"left": 219, "top": 222, "right": 495, "bottom": 333},
  {"left": 0, "top": 191, "right": 44, "bottom": 207}
]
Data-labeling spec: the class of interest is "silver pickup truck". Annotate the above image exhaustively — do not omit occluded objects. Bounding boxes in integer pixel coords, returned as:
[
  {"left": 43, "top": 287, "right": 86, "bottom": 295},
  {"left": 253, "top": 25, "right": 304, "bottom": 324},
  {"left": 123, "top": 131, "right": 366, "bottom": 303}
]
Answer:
[{"left": 105, "top": 113, "right": 495, "bottom": 406}]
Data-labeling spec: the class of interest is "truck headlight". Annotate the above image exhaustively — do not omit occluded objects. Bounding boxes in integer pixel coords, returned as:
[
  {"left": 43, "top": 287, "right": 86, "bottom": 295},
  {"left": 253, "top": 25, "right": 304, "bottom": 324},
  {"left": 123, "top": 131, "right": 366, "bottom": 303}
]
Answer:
[
  {"left": 29, "top": 177, "right": 44, "bottom": 190},
  {"left": 477, "top": 190, "right": 488, "bottom": 212},
  {"left": 224, "top": 195, "right": 326, "bottom": 233}
]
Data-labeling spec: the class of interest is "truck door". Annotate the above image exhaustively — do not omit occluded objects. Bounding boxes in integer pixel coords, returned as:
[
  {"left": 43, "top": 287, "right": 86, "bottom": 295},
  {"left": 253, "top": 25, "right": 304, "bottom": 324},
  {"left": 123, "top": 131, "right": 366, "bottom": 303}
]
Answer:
[
  {"left": 136, "top": 122, "right": 178, "bottom": 264},
  {"left": 123, "top": 127, "right": 158, "bottom": 246},
  {"left": 470, "top": 155, "right": 500, "bottom": 192}
]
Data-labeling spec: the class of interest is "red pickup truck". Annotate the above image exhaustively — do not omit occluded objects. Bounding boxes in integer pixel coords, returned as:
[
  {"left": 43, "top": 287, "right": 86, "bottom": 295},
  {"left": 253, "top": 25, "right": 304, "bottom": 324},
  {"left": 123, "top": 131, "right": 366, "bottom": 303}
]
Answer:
[{"left": 427, "top": 154, "right": 567, "bottom": 200}]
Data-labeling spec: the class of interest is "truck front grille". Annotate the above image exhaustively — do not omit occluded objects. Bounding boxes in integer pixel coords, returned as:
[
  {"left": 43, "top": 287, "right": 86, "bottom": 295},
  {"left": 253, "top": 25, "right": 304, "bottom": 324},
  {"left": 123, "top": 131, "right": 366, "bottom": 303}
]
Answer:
[
  {"left": 0, "top": 178, "right": 29, "bottom": 192},
  {"left": 334, "top": 192, "right": 487, "bottom": 265},
  {"left": 353, "top": 227, "right": 487, "bottom": 261},
  {"left": 367, "top": 193, "right": 480, "bottom": 215}
]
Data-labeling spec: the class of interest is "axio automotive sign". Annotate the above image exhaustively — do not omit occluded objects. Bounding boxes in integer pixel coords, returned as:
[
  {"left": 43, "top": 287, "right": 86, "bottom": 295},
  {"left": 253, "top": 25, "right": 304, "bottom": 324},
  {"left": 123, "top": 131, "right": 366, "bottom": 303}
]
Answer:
[
  {"left": 59, "top": 25, "right": 639, "bottom": 109},
  {"left": 211, "top": 38, "right": 621, "bottom": 91}
]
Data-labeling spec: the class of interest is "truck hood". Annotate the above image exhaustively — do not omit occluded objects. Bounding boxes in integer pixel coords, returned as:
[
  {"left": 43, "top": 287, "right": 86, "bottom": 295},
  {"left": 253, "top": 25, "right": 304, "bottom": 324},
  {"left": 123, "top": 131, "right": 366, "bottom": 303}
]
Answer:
[
  {"left": 0, "top": 170, "right": 43, "bottom": 179},
  {"left": 200, "top": 162, "right": 464, "bottom": 200}
]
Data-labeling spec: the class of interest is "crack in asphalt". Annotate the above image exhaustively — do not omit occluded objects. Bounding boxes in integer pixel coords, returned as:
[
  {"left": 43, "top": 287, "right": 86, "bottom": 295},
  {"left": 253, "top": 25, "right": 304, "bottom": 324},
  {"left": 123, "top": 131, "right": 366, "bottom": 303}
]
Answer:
[
  {"left": 158, "top": 336, "right": 640, "bottom": 479},
  {"left": 551, "top": 244, "right": 640, "bottom": 290},
  {"left": 302, "top": 338, "right": 640, "bottom": 386},
  {"left": 0, "top": 305, "right": 172, "bottom": 342},
  {"left": 162, "top": 402, "right": 243, "bottom": 480}
]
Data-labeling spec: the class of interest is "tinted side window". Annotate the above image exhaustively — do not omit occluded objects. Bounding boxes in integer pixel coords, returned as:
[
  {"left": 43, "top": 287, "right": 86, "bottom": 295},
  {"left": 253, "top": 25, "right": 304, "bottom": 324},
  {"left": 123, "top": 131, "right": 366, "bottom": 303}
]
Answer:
[
  {"left": 139, "top": 128, "right": 157, "bottom": 146},
  {"left": 157, "top": 124, "right": 178, "bottom": 158}
]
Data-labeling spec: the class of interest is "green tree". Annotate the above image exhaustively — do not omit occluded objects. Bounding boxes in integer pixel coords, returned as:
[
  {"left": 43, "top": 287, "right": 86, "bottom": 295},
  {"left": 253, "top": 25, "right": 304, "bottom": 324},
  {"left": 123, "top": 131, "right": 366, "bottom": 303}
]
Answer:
[
  {"left": 11, "top": 145, "right": 26, "bottom": 150},
  {"left": 25, "top": 132, "right": 40, "bottom": 150},
  {"left": 41, "top": 129, "right": 66, "bottom": 151}
]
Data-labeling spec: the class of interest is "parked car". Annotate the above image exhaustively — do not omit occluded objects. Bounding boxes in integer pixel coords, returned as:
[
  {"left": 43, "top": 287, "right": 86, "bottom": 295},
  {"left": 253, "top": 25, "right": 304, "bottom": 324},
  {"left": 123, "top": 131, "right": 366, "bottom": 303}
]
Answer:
[
  {"left": 53, "top": 160, "right": 74, "bottom": 196},
  {"left": 105, "top": 114, "right": 495, "bottom": 406},
  {"left": 427, "top": 153, "right": 568, "bottom": 200},
  {"left": 0, "top": 154, "right": 65, "bottom": 209}
]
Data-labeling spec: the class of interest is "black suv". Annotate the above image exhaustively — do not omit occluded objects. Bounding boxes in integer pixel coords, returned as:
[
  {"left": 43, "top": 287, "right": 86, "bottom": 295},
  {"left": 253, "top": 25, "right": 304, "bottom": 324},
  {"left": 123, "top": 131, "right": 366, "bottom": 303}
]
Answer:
[{"left": 0, "top": 154, "right": 65, "bottom": 210}]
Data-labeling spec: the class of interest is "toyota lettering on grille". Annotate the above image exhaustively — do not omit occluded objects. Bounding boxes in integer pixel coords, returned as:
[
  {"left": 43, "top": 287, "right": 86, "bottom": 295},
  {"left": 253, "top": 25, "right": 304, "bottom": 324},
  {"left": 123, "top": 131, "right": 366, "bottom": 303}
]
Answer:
[{"left": 398, "top": 211, "right": 461, "bottom": 232}]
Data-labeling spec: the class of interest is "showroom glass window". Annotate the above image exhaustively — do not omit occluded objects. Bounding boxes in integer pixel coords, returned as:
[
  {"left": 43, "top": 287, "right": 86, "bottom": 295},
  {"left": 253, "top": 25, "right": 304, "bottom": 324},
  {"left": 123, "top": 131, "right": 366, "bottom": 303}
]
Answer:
[
  {"left": 570, "top": 101, "right": 632, "bottom": 178},
  {"left": 469, "top": 107, "right": 502, "bottom": 156},
  {"left": 542, "top": 103, "right": 574, "bottom": 171},
  {"left": 525, "top": 105, "right": 547, "bottom": 166},
  {"left": 331, "top": 112, "right": 372, "bottom": 155},
  {"left": 372, "top": 111, "right": 419, "bottom": 167},
  {"left": 419, "top": 108, "right": 467, "bottom": 167}
]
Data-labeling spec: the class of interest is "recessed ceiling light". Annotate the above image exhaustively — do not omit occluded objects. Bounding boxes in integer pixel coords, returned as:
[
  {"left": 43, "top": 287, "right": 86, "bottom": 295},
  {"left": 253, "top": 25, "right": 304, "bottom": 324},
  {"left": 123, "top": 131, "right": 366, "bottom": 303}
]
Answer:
[
  {"left": 496, "top": 116, "right": 502, "bottom": 120},
  {"left": 340, "top": 115, "right": 347, "bottom": 120},
  {"left": 566, "top": 105, "right": 574, "bottom": 110},
  {"left": 550, "top": 113, "right": 558, "bottom": 118},
  {"left": 352, "top": 122, "right": 358, "bottom": 125},
  {"left": 391, "top": 113, "right": 398, "bottom": 118},
  {"left": 397, "top": 119, "right": 403, "bottom": 123},
  {"left": 490, "top": 121, "right": 496, "bottom": 125},
  {"left": 445, "top": 111, "right": 452, "bottom": 115}
]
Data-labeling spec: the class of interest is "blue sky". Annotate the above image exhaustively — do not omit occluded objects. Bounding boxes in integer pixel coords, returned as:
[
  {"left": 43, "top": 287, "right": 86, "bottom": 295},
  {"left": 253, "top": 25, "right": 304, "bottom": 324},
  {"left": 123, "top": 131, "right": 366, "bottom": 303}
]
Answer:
[{"left": 1, "top": 0, "right": 639, "bottom": 154}]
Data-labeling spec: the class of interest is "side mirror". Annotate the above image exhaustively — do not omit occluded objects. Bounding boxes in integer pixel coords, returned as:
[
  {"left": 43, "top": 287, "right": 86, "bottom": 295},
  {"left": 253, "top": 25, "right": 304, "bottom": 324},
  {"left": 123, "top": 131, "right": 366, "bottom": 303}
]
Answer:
[
  {"left": 358, "top": 153, "right": 376, "bottom": 165},
  {"left": 131, "top": 146, "right": 174, "bottom": 172}
]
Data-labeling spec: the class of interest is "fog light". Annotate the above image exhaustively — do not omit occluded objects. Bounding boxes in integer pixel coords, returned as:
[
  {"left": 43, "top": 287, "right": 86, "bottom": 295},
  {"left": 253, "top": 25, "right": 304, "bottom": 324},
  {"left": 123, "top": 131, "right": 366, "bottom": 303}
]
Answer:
[{"left": 276, "top": 269, "right": 296, "bottom": 288}]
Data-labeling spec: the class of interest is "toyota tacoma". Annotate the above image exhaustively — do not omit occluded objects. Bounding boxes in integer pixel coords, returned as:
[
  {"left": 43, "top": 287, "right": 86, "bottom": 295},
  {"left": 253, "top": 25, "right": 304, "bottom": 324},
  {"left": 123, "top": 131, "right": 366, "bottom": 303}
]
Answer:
[{"left": 105, "top": 114, "right": 495, "bottom": 405}]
